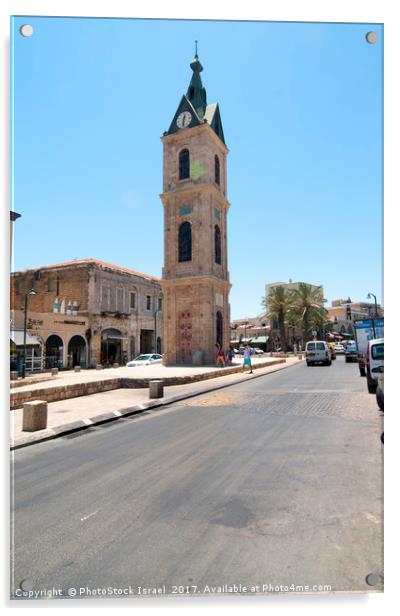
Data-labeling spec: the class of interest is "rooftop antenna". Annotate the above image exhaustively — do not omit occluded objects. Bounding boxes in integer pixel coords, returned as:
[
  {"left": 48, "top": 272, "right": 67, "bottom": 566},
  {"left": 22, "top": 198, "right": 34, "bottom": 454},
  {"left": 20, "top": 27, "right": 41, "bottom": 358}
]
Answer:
[{"left": 195, "top": 39, "right": 198, "bottom": 58}]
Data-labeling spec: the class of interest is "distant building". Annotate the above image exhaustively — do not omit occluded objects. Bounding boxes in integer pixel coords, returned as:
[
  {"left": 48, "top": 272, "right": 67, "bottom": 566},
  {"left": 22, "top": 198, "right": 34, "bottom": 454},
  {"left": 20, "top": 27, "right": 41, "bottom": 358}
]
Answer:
[
  {"left": 327, "top": 298, "right": 383, "bottom": 336},
  {"left": 230, "top": 316, "right": 270, "bottom": 350},
  {"left": 265, "top": 280, "right": 323, "bottom": 301},
  {"left": 10, "top": 258, "right": 163, "bottom": 371}
]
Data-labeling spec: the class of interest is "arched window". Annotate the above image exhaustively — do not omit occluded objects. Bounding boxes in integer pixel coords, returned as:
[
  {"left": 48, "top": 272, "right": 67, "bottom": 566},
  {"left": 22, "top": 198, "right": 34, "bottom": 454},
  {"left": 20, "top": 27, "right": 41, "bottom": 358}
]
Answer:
[
  {"left": 216, "top": 311, "right": 223, "bottom": 347},
  {"left": 214, "top": 225, "right": 222, "bottom": 265},
  {"left": 214, "top": 155, "right": 220, "bottom": 185},
  {"left": 178, "top": 222, "right": 192, "bottom": 262},
  {"left": 179, "top": 149, "right": 190, "bottom": 180}
]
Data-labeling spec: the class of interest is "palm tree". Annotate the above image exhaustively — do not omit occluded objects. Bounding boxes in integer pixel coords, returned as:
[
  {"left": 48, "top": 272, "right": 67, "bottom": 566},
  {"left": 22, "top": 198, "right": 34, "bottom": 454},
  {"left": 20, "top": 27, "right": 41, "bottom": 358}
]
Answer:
[
  {"left": 261, "top": 286, "right": 295, "bottom": 352},
  {"left": 290, "top": 283, "right": 328, "bottom": 344}
]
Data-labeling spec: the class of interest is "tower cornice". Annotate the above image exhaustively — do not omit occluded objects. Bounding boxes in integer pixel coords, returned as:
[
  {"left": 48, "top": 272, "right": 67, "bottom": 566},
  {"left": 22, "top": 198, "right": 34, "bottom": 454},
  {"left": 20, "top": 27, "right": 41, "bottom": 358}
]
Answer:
[
  {"left": 160, "top": 183, "right": 230, "bottom": 209},
  {"left": 162, "top": 122, "right": 228, "bottom": 154}
]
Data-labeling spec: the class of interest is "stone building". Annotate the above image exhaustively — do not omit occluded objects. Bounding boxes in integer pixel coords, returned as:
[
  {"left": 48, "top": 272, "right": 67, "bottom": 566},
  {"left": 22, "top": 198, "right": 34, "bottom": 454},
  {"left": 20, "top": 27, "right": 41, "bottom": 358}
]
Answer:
[
  {"left": 230, "top": 316, "right": 270, "bottom": 351},
  {"left": 327, "top": 298, "right": 384, "bottom": 336},
  {"left": 160, "top": 51, "right": 231, "bottom": 365},
  {"left": 10, "top": 258, "right": 162, "bottom": 370}
]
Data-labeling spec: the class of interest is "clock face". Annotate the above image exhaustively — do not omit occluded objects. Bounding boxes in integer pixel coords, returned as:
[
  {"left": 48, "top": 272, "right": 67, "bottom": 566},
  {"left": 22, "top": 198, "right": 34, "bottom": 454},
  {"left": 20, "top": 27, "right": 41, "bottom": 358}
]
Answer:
[{"left": 176, "top": 111, "right": 192, "bottom": 129}]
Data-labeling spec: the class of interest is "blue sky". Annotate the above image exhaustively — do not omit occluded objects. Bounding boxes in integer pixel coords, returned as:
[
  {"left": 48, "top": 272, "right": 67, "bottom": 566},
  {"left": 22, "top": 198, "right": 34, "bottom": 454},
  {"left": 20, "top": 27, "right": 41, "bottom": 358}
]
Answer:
[{"left": 11, "top": 16, "right": 383, "bottom": 319}]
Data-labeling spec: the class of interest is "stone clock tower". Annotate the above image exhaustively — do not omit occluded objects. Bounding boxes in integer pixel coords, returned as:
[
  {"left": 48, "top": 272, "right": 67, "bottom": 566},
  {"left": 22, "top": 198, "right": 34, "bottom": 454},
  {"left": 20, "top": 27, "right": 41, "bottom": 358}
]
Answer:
[{"left": 160, "top": 51, "right": 231, "bottom": 365}]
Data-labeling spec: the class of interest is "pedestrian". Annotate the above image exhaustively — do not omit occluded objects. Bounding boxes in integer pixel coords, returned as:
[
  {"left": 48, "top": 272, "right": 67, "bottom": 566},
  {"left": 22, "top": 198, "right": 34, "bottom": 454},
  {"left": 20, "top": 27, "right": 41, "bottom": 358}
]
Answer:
[
  {"left": 243, "top": 344, "right": 253, "bottom": 374},
  {"left": 215, "top": 343, "right": 221, "bottom": 366},
  {"left": 226, "top": 348, "right": 234, "bottom": 365},
  {"left": 217, "top": 347, "right": 225, "bottom": 368},
  {"left": 293, "top": 342, "right": 297, "bottom": 355}
]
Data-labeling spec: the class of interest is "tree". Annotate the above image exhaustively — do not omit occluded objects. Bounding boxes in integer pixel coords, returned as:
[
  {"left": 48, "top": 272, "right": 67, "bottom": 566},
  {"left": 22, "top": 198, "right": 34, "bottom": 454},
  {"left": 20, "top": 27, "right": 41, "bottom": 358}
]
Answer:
[
  {"left": 261, "top": 286, "right": 295, "bottom": 352},
  {"left": 290, "top": 283, "right": 328, "bottom": 343}
]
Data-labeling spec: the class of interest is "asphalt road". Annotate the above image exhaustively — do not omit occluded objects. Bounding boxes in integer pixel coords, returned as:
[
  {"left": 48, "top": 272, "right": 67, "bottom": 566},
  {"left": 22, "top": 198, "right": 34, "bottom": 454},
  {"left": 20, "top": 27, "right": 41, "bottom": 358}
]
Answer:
[{"left": 11, "top": 356, "right": 383, "bottom": 599}]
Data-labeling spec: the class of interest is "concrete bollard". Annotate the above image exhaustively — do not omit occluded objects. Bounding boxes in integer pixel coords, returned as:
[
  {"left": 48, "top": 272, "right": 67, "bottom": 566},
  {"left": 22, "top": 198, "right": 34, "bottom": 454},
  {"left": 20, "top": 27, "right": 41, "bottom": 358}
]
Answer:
[
  {"left": 298, "top": 354, "right": 303, "bottom": 360},
  {"left": 149, "top": 380, "right": 164, "bottom": 399},
  {"left": 22, "top": 400, "right": 48, "bottom": 432},
  {"left": 113, "top": 363, "right": 119, "bottom": 368},
  {"left": 96, "top": 364, "right": 103, "bottom": 370},
  {"left": 51, "top": 368, "right": 58, "bottom": 376},
  {"left": 10, "top": 371, "right": 19, "bottom": 381},
  {"left": 74, "top": 366, "right": 81, "bottom": 372}
]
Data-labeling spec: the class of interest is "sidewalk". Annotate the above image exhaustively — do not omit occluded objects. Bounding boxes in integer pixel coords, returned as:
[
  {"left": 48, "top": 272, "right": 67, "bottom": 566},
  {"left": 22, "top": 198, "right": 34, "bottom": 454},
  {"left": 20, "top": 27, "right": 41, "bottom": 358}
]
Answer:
[{"left": 11, "top": 356, "right": 302, "bottom": 449}]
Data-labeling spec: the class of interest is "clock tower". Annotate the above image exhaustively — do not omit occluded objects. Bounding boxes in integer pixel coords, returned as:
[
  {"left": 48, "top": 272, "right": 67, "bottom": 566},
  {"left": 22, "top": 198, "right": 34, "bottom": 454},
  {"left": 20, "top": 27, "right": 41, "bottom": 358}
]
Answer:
[{"left": 160, "top": 50, "right": 231, "bottom": 365}]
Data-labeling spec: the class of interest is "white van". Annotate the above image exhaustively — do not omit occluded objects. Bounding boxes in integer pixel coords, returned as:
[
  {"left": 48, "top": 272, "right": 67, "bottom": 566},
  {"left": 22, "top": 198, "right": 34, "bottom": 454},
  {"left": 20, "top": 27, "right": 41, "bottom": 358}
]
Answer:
[
  {"left": 305, "top": 341, "right": 332, "bottom": 366},
  {"left": 365, "top": 338, "right": 384, "bottom": 394}
]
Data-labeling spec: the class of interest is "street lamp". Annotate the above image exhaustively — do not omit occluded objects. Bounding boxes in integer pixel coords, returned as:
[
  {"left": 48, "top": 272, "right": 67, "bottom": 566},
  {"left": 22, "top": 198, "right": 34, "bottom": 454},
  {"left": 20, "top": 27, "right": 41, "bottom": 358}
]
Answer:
[
  {"left": 367, "top": 292, "right": 378, "bottom": 317},
  {"left": 22, "top": 288, "right": 37, "bottom": 378},
  {"left": 154, "top": 307, "right": 160, "bottom": 354}
]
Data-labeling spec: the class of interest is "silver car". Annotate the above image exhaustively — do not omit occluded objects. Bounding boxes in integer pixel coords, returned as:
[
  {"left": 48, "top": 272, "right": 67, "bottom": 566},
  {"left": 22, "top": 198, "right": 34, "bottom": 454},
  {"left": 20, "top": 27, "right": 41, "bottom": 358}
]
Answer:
[{"left": 126, "top": 354, "right": 163, "bottom": 367}]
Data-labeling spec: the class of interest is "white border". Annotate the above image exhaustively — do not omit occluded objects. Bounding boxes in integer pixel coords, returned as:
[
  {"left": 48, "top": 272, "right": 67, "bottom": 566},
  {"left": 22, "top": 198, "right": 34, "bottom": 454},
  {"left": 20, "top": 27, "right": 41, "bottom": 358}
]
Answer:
[{"left": 1, "top": 1, "right": 398, "bottom": 614}]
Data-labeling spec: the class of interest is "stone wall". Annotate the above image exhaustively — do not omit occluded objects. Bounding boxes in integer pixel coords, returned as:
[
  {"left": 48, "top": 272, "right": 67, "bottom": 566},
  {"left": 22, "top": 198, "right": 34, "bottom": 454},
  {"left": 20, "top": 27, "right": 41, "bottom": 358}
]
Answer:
[{"left": 10, "top": 359, "right": 286, "bottom": 409}]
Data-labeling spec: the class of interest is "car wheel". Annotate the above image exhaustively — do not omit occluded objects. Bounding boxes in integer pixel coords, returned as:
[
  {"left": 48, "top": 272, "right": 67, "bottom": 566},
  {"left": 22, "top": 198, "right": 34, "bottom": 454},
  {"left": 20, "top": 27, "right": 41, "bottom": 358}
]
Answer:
[
  {"left": 327, "top": 360, "right": 332, "bottom": 366},
  {"left": 376, "top": 390, "right": 384, "bottom": 411},
  {"left": 306, "top": 361, "right": 312, "bottom": 366},
  {"left": 367, "top": 380, "right": 377, "bottom": 394},
  {"left": 345, "top": 357, "right": 349, "bottom": 363},
  {"left": 359, "top": 367, "right": 366, "bottom": 377}
]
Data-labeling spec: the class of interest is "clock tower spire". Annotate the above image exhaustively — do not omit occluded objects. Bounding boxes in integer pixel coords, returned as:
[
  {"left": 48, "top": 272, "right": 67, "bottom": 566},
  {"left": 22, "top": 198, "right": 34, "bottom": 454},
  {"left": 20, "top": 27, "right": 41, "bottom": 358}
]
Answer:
[{"left": 160, "top": 53, "right": 231, "bottom": 366}]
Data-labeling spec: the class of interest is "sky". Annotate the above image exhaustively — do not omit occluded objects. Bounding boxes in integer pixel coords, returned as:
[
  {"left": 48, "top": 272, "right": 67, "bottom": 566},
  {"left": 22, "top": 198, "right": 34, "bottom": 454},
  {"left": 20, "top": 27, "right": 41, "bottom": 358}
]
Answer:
[{"left": 10, "top": 16, "right": 383, "bottom": 319}]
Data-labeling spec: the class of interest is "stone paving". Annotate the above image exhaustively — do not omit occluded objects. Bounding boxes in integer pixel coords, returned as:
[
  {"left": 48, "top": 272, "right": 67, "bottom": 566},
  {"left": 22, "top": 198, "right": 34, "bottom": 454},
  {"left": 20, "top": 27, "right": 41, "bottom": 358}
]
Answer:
[{"left": 10, "top": 356, "right": 301, "bottom": 449}]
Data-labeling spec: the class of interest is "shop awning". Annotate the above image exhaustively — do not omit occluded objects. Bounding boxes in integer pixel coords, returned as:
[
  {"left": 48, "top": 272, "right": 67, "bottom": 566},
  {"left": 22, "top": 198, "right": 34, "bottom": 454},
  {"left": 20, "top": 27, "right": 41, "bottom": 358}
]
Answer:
[
  {"left": 252, "top": 336, "right": 269, "bottom": 343},
  {"left": 10, "top": 330, "right": 41, "bottom": 346}
]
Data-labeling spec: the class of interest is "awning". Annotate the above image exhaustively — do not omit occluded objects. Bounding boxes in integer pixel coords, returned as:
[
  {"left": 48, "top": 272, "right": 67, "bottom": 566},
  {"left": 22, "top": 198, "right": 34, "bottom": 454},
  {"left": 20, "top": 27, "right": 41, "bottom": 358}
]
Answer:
[
  {"left": 10, "top": 330, "right": 41, "bottom": 346},
  {"left": 252, "top": 336, "right": 269, "bottom": 343}
]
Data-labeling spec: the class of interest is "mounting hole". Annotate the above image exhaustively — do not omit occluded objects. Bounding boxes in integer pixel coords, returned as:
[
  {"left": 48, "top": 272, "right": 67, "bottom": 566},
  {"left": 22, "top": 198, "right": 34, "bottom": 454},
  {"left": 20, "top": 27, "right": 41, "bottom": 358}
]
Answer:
[
  {"left": 20, "top": 24, "right": 34, "bottom": 37},
  {"left": 20, "top": 578, "right": 34, "bottom": 591},
  {"left": 365, "top": 31, "right": 378, "bottom": 44},
  {"left": 365, "top": 573, "right": 379, "bottom": 586}
]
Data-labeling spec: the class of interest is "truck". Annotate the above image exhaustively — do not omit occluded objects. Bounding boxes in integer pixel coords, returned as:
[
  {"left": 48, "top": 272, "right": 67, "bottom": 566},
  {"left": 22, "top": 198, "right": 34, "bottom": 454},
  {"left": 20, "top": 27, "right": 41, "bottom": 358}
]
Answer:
[{"left": 353, "top": 318, "right": 384, "bottom": 377}]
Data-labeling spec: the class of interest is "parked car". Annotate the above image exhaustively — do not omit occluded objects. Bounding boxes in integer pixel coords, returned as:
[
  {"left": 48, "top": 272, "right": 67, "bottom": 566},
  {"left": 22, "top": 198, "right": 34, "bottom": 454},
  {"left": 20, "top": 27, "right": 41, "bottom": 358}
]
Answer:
[
  {"left": 334, "top": 343, "right": 345, "bottom": 354},
  {"left": 345, "top": 342, "right": 358, "bottom": 363},
  {"left": 365, "top": 338, "right": 384, "bottom": 394},
  {"left": 376, "top": 373, "right": 384, "bottom": 411},
  {"left": 305, "top": 341, "right": 332, "bottom": 366},
  {"left": 254, "top": 348, "right": 264, "bottom": 354},
  {"left": 327, "top": 342, "right": 336, "bottom": 360},
  {"left": 126, "top": 354, "right": 163, "bottom": 367}
]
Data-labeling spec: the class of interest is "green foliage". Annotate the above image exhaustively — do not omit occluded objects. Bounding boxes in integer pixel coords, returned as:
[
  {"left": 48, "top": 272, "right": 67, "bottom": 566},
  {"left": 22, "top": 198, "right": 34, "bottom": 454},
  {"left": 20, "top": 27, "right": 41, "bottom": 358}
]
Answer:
[{"left": 261, "top": 283, "right": 330, "bottom": 345}]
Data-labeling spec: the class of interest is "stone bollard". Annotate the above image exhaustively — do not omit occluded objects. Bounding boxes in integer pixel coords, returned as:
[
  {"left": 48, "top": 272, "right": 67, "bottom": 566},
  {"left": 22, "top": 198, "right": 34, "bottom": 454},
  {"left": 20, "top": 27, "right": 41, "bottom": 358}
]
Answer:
[
  {"left": 96, "top": 364, "right": 103, "bottom": 370},
  {"left": 22, "top": 400, "right": 48, "bottom": 432},
  {"left": 51, "top": 368, "right": 58, "bottom": 376},
  {"left": 74, "top": 366, "right": 81, "bottom": 372},
  {"left": 113, "top": 363, "right": 119, "bottom": 368},
  {"left": 149, "top": 380, "right": 164, "bottom": 399},
  {"left": 10, "top": 371, "right": 19, "bottom": 381}
]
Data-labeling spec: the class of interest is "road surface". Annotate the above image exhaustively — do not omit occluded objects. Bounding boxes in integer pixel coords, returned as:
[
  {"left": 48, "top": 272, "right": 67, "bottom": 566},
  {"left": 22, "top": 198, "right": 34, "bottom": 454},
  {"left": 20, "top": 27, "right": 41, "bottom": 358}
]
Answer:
[{"left": 11, "top": 356, "right": 383, "bottom": 598}]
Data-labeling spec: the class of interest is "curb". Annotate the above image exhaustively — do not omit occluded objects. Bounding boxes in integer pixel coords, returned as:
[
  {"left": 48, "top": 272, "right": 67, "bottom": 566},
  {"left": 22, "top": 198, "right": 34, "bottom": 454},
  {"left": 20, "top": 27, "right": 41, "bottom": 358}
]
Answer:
[{"left": 11, "top": 359, "right": 303, "bottom": 450}]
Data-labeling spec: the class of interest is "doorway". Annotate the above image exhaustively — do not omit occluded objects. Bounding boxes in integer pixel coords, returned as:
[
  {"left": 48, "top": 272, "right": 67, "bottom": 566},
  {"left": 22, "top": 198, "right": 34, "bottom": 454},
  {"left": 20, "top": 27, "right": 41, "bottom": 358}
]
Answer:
[
  {"left": 45, "top": 334, "right": 64, "bottom": 368},
  {"left": 68, "top": 335, "right": 86, "bottom": 367}
]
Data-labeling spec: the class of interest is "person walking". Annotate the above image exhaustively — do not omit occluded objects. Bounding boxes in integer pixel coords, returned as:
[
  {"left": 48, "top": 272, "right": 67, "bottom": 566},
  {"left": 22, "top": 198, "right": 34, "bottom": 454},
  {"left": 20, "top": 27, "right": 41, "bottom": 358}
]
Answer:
[
  {"left": 243, "top": 344, "right": 253, "bottom": 374},
  {"left": 217, "top": 348, "right": 225, "bottom": 368},
  {"left": 226, "top": 348, "right": 234, "bottom": 365}
]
